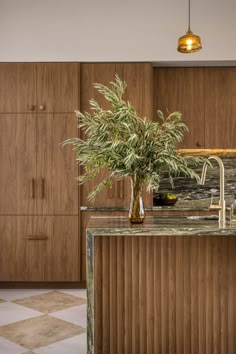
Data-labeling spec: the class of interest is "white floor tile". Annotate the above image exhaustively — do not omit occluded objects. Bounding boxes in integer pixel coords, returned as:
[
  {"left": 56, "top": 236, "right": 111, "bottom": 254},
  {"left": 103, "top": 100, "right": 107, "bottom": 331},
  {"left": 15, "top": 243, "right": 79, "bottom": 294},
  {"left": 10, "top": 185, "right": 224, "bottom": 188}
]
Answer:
[
  {"left": 0, "top": 290, "right": 51, "bottom": 301},
  {"left": 58, "top": 289, "right": 87, "bottom": 299},
  {"left": 0, "top": 336, "right": 27, "bottom": 354},
  {"left": 34, "top": 333, "right": 87, "bottom": 354},
  {"left": 0, "top": 302, "right": 43, "bottom": 326},
  {"left": 50, "top": 304, "right": 87, "bottom": 328}
]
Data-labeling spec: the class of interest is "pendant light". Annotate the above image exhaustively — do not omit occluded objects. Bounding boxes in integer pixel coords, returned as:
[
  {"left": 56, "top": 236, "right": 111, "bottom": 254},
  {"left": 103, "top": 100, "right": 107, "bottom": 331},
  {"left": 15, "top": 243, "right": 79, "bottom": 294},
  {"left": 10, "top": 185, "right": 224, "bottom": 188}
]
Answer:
[{"left": 177, "top": 0, "right": 202, "bottom": 53}]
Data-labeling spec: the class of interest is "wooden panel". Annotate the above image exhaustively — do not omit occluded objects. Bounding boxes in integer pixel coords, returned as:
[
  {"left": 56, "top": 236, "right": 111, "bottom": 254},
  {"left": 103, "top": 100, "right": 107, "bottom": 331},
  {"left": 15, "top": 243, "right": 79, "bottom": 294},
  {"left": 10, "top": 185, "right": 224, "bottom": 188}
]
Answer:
[
  {"left": 0, "top": 216, "right": 80, "bottom": 282},
  {"left": 205, "top": 68, "right": 236, "bottom": 148},
  {"left": 0, "top": 216, "right": 28, "bottom": 281},
  {"left": 80, "top": 63, "right": 153, "bottom": 207},
  {"left": 50, "top": 216, "right": 80, "bottom": 281},
  {"left": 0, "top": 63, "right": 36, "bottom": 113},
  {"left": 153, "top": 68, "right": 205, "bottom": 149},
  {"left": 36, "top": 113, "right": 79, "bottom": 215},
  {"left": 81, "top": 211, "right": 127, "bottom": 281},
  {"left": 0, "top": 114, "right": 37, "bottom": 214},
  {"left": 37, "top": 63, "right": 80, "bottom": 113},
  {"left": 94, "top": 235, "right": 236, "bottom": 354}
]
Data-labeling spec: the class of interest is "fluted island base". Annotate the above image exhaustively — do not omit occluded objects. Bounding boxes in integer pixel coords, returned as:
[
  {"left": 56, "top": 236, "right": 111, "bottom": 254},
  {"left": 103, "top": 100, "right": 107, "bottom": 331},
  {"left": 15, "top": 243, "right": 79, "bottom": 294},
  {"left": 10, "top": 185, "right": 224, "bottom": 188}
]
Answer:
[{"left": 87, "top": 216, "right": 236, "bottom": 354}]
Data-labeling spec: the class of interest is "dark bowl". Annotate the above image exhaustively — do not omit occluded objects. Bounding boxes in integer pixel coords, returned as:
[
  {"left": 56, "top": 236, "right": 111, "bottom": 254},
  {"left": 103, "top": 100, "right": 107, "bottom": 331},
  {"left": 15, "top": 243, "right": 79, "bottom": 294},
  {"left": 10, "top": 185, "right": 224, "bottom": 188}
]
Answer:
[{"left": 153, "top": 193, "right": 178, "bottom": 206}]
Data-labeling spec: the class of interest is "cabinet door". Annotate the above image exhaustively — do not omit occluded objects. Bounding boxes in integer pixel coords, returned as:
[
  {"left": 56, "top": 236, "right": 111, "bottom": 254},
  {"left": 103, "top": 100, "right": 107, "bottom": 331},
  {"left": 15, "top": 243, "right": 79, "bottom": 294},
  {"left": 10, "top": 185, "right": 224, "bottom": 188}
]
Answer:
[
  {"left": 153, "top": 68, "right": 205, "bottom": 149},
  {"left": 205, "top": 68, "right": 236, "bottom": 148},
  {"left": 0, "top": 63, "right": 36, "bottom": 113},
  {"left": 80, "top": 63, "right": 153, "bottom": 207},
  {"left": 0, "top": 216, "right": 28, "bottom": 281},
  {"left": 0, "top": 216, "right": 48, "bottom": 281},
  {"left": 36, "top": 113, "right": 79, "bottom": 215},
  {"left": 0, "top": 114, "right": 37, "bottom": 215},
  {"left": 49, "top": 216, "right": 80, "bottom": 281},
  {"left": 0, "top": 216, "right": 80, "bottom": 282},
  {"left": 36, "top": 63, "right": 80, "bottom": 113}
]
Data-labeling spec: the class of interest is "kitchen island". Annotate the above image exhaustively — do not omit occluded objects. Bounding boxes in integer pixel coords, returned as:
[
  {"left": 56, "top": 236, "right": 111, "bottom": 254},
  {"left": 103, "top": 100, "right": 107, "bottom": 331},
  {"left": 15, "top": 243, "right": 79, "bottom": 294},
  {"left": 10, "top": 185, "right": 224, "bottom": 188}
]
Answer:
[{"left": 87, "top": 216, "right": 236, "bottom": 354}]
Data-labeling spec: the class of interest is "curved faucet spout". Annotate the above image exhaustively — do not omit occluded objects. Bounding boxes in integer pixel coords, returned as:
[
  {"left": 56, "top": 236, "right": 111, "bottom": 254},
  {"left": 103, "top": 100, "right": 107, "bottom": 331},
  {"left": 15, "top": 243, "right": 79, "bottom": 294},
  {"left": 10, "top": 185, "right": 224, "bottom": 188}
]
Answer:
[{"left": 200, "top": 155, "right": 225, "bottom": 228}]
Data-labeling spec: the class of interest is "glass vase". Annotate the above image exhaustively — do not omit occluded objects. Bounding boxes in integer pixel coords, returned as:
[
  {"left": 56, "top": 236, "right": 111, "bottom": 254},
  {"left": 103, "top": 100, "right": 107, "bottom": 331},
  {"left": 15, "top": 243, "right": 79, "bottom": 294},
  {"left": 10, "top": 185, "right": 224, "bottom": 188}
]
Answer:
[{"left": 129, "top": 177, "right": 145, "bottom": 224}]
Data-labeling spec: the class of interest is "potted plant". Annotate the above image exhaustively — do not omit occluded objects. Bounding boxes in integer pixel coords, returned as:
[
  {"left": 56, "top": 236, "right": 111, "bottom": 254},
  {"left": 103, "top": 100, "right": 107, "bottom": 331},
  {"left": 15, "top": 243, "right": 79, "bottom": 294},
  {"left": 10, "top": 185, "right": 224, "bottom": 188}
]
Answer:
[{"left": 63, "top": 75, "right": 206, "bottom": 223}]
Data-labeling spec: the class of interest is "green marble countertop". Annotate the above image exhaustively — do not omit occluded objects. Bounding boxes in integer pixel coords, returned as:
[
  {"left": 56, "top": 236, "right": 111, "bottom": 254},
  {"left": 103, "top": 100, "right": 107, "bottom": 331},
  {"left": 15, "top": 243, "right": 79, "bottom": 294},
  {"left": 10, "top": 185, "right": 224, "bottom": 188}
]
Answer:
[
  {"left": 87, "top": 216, "right": 236, "bottom": 236},
  {"left": 81, "top": 197, "right": 233, "bottom": 212},
  {"left": 81, "top": 204, "right": 211, "bottom": 212}
]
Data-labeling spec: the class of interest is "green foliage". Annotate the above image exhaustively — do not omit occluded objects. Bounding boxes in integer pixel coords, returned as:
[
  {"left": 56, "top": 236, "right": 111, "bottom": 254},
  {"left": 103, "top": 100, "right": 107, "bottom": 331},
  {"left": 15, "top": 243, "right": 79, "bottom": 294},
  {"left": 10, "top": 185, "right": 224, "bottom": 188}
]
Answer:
[{"left": 63, "top": 75, "right": 206, "bottom": 202}]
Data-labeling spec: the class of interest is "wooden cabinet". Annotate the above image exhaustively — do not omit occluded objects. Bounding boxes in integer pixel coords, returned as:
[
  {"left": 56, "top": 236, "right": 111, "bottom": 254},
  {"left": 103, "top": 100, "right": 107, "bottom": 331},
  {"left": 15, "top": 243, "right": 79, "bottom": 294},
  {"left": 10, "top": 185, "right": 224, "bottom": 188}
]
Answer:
[
  {"left": 36, "top": 113, "right": 79, "bottom": 215},
  {"left": 0, "top": 63, "right": 79, "bottom": 113},
  {"left": 0, "top": 216, "right": 79, "bottom": 281},
  {"left": 36, "top": 63, "right": 79, "bottom": 113},
  {"left": 0, "top": 114, "right": 37, "bottom": 215},
  {"left": 0, "top": 63, "right": 81, "bottom": 283},
  {"left": 154, "top": 67, "right": 236, "bottom": 149},
  {"left": 80, "top": 63, "right": 153, "bottom": 208},
  {"left": 0, "top": 113, "right": 78, "bottom": 216},
  {"left": 0, "top": 63, "right": 36, "bottom": 113},
  {"left": 153, "top": 67, "right": 205, "bottom": 149},
  {"left": 205, "top": 67, "right": 236, "bottom": 148}
]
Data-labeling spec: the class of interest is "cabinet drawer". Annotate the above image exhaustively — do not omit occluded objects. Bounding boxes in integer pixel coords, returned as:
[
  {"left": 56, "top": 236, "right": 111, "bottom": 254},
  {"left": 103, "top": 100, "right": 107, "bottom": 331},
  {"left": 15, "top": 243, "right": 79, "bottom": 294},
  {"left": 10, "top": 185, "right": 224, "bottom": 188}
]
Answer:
[{"left": 0, "top": 216, "right": 80, "bottom": 282}]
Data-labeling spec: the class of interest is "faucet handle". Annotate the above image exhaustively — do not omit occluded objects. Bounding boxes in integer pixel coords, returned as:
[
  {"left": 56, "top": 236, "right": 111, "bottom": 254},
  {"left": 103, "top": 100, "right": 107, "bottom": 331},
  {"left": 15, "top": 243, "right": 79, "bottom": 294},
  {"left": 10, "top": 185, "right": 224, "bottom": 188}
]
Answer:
[{"left": 209, "top": 204, "right": 221, "bottom": 210}]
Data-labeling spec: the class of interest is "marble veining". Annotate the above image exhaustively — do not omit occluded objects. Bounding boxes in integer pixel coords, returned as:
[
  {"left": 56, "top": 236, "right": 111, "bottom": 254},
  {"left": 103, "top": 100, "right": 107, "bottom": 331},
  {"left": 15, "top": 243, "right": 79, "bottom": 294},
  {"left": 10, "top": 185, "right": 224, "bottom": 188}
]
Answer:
[{"left": 157, "top": 156, "right": 236, "bottom": 202}]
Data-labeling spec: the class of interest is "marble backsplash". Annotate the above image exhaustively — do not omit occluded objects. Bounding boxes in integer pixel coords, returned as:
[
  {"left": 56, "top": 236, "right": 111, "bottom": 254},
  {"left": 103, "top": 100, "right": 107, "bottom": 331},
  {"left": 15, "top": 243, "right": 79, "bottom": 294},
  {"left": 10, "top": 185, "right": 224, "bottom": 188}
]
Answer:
[{"left": 156, "top": 155, "right": 236, "bottom": 207}]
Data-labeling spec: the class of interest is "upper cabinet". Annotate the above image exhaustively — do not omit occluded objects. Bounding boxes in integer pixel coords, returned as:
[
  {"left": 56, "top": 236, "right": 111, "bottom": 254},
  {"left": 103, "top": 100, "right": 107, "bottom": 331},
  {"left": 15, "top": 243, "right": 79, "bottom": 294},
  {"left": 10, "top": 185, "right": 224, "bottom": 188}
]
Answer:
[
  {"left": 0, "top": 63, "right": 36, "bottom": 113},
  {"left": 154, "top": 67, "right": 236, "bottom": 149},
  {"left": 36, "top": 63, "right": 80, "bottom": 113},
  {"left": 153, "top": 68, "right": 205, "bottom": 149},
  {"left": 80, "top": 63, "right": 153, "bottom": 207},
  {"left": 0, "top": 63, "right": 80, "bottom": 113},
  {"left": 204, "top": 68, "right": 236, "bottom": 148}
]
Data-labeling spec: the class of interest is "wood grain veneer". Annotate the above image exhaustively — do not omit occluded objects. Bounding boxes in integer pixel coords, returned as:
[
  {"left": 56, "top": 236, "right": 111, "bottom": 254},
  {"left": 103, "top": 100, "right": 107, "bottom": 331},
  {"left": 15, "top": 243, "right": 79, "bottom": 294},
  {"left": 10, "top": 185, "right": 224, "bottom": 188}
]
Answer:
[
  {"left": 153, "top": 67, "right": 205, "bottom": 149},
  {"left": 0, "top": 216, "right": 80, "bottom": 282},
  {"left": 36, "top": 62, "right": 80, "bottom": 113},
  {"left": 0, "top": 63, "right": 36, "bottom": 113},
  {"left": 94, "top": 235, "right": 236, "bottom": 354},
  {"left": 0, "top": 114, "right": 37, "bottom": 214},
  {"left": 204, "top": 68, "right": 236, "bottom": 149},
  {"left": 36, "top": 113, "right": 79, "bottom": 215}
]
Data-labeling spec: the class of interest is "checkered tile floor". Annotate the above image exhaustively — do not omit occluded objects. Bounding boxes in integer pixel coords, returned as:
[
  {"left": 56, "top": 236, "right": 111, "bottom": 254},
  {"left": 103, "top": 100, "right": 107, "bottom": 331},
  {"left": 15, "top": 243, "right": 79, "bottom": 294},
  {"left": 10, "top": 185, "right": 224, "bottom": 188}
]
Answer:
[{"left": 0, "top": 289, "right": 87, "bottom": 354}]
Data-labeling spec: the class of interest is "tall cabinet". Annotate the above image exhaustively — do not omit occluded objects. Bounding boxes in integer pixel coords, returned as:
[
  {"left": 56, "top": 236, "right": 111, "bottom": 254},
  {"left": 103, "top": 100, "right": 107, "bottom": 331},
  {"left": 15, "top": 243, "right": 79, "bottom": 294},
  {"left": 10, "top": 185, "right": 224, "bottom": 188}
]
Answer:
[
  {"left": 80, "top": 62, "right": 154, "bottom": 280},
  {"left": 0, "top": 63, "right": 81, "bottom": 282}
]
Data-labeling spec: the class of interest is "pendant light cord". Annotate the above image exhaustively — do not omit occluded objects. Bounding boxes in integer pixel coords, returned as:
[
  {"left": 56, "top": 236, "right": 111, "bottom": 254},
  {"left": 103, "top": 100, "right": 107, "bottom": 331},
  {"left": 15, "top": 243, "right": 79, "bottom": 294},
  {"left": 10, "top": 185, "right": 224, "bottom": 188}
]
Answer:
[{"left": 188, "top": 0, "right": 191, "bottom": 32}]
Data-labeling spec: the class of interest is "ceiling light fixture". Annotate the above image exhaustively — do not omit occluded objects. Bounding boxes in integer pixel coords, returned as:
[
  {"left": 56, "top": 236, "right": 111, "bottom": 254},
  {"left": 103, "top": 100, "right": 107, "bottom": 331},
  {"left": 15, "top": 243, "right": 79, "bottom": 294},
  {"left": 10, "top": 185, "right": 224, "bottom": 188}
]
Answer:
[{"left": 177, "top": 0, "right": 202, "bottom": 53}]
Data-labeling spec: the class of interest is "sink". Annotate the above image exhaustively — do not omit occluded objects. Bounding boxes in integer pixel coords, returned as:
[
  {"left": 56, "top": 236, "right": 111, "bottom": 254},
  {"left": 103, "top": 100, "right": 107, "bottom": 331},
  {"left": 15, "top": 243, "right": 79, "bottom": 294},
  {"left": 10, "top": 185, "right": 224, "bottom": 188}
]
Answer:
[
  {"left": 187, "top": 215, "right": 218, "bottom": 221},
  {"left": 187, "top": 215, "right": 230, "bottom": 221}
]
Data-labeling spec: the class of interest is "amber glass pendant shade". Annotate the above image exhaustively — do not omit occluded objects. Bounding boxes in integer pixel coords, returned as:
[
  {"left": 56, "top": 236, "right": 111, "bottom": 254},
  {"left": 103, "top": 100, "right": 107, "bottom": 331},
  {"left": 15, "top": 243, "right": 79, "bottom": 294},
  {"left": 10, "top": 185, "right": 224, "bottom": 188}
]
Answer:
[
  {"left": 177, "top": 30, "right": 202, "bottom": 53},
  {"left": 177, "top": 0, "right": 202, "bottom": 53}
]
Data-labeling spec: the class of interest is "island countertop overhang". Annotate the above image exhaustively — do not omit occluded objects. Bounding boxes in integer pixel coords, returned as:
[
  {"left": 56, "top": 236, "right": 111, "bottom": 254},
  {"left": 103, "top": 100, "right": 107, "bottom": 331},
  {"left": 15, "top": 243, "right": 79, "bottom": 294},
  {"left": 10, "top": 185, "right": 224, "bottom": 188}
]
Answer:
[{"left": 87, "top": 216, "right": 236, "bottom": 236}]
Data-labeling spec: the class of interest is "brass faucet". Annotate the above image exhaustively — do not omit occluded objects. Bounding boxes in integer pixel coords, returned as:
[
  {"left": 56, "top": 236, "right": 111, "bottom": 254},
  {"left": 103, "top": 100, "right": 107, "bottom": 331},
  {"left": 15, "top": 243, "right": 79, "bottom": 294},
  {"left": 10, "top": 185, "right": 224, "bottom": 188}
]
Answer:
[{"left": 200, "top": 156, "right": 226, "bottom": 228}]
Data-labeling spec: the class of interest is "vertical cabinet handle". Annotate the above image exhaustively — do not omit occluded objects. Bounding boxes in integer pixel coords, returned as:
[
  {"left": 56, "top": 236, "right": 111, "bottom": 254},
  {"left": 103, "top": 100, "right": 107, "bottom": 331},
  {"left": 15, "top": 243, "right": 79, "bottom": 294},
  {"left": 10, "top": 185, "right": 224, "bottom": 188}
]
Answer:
[
  {"left": 40, "top": 178, "right": 45, "bottom": 199},
  {"left": 31, "top": 178, "right": 35, "bottom": 199}
]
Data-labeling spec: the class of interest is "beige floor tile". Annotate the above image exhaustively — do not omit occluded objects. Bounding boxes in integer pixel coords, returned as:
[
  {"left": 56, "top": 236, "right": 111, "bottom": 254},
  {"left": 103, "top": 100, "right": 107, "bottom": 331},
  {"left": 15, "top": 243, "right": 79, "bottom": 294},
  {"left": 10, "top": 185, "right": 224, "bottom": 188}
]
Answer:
[
  {"left": 22, "top": 352, "right": 37, "bottom": 354},
  {"left": 0, "top": 298, "right": 6, "bottom": 303},
  {"left": 13, "top": 291, "right": 86, "bottom": 314},
  {"left": 0, "top": 314, "right": 85, "bottom": 350}
]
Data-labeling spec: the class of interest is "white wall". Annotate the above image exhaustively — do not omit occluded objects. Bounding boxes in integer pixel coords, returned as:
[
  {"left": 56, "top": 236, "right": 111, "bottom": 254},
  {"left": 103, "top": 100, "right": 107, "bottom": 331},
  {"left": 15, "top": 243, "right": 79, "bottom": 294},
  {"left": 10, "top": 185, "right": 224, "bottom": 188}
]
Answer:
[{"left": 0, "top": 0, "right": 235, "bottom": 63}]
